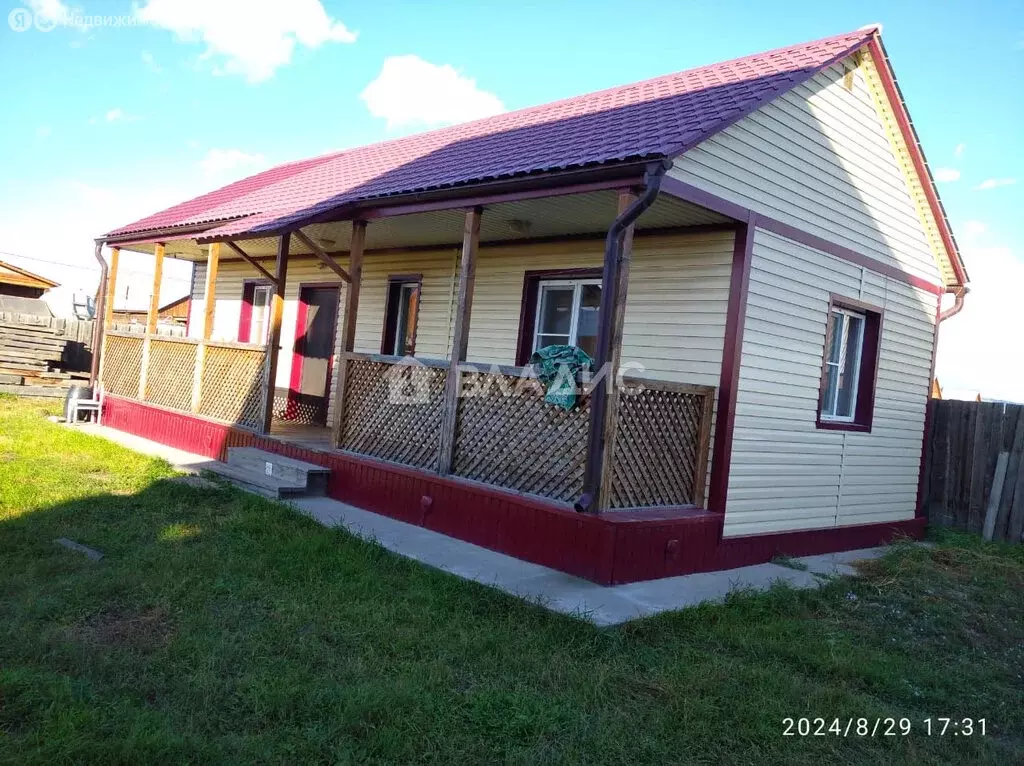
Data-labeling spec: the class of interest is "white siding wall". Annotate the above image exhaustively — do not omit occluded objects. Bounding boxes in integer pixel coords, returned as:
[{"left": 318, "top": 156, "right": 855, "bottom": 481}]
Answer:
[
  {"left": 725, "top": 230, "right": 936, "bottom": 536},
  {"left": 670, "top": 57, "right": 942, "bottom": 284}
]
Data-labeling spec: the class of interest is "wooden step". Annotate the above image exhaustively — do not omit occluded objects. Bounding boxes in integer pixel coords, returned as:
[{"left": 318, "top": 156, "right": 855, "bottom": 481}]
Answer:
[
  {"left": 200, "top": 462, "right": 310, "bottom": 500},
  {"left": 226, "top": 447, "right": 329, "bottom": 494}
]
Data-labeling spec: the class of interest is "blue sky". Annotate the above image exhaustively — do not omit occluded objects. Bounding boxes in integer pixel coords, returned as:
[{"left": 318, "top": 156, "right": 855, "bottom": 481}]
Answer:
[{"left": 0, "top": 0, "right": 1021, "bottom": 399}]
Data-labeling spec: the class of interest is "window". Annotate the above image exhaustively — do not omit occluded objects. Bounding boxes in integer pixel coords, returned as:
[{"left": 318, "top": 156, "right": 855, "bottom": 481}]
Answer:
[
  {"left": 249, "top": 285, "right": 272, "bottom": 344},
  {"left": 534, "top": 280, "right": 602, "bottom": 358},
  {"left": 515, "top": 270, "right": 603, "bottom": 365},
  {"left": 817, "top": 297, "right": 882, "bottom": 431},
  {"left": 239, "top": 281, "right": 273, "bottom": 344},
  {"left": 382, "top": 276, "right": 421, "bottom": 356}
]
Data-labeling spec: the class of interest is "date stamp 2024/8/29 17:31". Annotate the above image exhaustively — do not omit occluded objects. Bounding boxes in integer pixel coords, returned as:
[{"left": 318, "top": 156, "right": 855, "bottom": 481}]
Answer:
[{"left": 783, "top": 717, "right": 988, "bottom": 737}]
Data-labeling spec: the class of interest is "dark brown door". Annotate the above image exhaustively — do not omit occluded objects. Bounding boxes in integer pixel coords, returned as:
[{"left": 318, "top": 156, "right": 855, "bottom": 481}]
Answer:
[{"left": 286, "top": 285, "right": 340, "bottom": 425}]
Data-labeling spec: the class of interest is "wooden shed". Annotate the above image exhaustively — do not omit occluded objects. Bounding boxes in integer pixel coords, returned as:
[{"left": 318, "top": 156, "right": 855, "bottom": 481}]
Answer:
[
  {"left": 91, "top": 27, "right": 967, "bottom": 583},
  {"left": 0, "top": 260, "right": 58, "bottom": 300}
]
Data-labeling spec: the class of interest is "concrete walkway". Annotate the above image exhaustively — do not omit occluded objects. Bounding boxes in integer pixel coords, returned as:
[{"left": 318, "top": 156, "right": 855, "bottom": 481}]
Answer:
[{"left": 70, "top": 422, "right": 888, "bottom": 626}]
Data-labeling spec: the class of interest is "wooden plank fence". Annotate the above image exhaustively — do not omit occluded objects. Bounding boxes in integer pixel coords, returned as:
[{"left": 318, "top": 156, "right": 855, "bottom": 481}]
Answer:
[{"left": 921, "top": 399, "right": 1024, "bottom": 543}]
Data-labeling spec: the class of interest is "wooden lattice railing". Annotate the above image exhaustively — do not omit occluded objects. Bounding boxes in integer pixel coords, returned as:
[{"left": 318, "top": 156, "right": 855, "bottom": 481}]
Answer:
[
  {"left": 198, "top": 342, "right": 267, "bottom": 429},
  {"left": 607, "top": 379, "right": 715, "bottom": 509},
  {"left": 145, "top": 337, "right": 198, "bottom": 411},
  {"left": 101, "top": 333, "right": 267, "bottom": 430},
  {"left": 453, "top": 368, "right": 591, "bottom": 503},
  {"left": 338, "top": 354, "right": 447, "bottom": 469},
  {"left": 101, "top": 332, "right": 144, "bottom": 398}
]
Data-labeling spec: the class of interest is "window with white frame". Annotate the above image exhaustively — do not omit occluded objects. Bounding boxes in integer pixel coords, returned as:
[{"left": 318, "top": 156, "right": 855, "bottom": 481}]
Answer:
[
  {"left": 533, "top": 279, "right": 602, "bottom": 358},
  {"left": 820, "top": 306, "right": 866, "bottom": 422},
  {"left": 248, "top": 285, "right": 272, "bottom": 345}
]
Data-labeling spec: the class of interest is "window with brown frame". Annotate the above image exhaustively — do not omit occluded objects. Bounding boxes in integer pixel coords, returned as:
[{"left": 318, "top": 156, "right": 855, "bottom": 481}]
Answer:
[
  {"left": 514, "top": 268, "right": 603, "bottom": 365},
  {"left": 381, "top": 275, "right": 421, "bottom": 356},
  {"left": 817, "top": 295, "right": 882, "bottom": 432}
]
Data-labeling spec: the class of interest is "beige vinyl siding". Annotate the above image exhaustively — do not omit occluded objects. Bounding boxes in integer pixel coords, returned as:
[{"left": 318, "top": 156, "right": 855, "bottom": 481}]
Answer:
[
  {"left": 190, "top": 234, "right": 733, "bottom": 488},
  {"left": 724, "top": 230, "right": 936, "bottom": 537},
  {"left": 670, "top": 56, "right": 942, "bottom": 285},
  {"left": 466, "top": 231, "right": 734, "bottom": 388},
  {"left": 190, "top": 258, "right": 348, "bottom": 393}
]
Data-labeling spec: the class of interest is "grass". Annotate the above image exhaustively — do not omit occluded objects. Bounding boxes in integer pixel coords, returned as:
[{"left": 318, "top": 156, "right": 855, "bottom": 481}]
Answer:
[{"left": 0, "top": 394, "right": 1022, "bottom": 764}]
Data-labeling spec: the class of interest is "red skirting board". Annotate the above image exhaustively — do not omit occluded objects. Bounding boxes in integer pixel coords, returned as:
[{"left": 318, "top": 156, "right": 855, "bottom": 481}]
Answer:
[{"left": 101, "top": 395, "right": 925, "bottom": 585}]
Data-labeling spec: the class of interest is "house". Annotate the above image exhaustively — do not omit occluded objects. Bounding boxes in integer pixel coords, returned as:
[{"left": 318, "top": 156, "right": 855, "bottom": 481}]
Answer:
[
  {"left": 111, "top": 295, "right": 191, "bottom": 326},
  {"left": 0, "top": 259, "right": 58, "bottom": 300},
  {"left": 92, "top": 26, "right": 968, "bottom": 584}
]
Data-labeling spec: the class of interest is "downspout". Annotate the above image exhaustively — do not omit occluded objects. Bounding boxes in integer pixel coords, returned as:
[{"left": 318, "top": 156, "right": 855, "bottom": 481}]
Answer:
[
  {"left": 89, "top": 240, "right": 108, "bottom": 385},
  {"left": 575, "top": 158, "right": 672, "bottom": 513},
  {"left": 938, "top": 285, "right": 968, "bottom": 323}
]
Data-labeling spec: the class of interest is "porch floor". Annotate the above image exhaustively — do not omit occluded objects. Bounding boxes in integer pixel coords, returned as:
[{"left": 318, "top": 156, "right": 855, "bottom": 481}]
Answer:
[
  {"left": 68, "top": 421, "right": 892, "bottom": 625},
  {"left": 269, "top": 420, "right": 333, "bottom": 451}
]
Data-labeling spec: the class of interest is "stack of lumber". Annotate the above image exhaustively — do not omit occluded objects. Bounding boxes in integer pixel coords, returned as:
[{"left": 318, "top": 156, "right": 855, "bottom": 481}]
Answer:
[{"left": 0, "top": 321, "right": 87, "bottom": 397}]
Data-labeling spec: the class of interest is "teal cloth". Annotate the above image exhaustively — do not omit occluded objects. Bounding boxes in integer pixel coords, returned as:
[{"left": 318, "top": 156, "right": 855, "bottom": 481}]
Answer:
[{"left": 529, "top": 345, "right": 593, "bottom": 410}]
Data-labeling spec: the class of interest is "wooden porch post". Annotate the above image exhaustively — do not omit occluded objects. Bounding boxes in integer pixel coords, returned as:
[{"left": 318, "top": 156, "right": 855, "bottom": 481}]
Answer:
[
  {"left": 191, "top": 242, "right": 220, "bottom": 412},
  {"left": 437, "top": 207, "right": 482, "bottom": 474},
  {"left": 138, "top": 242, "right": 165, "bottom": 400},
  {"left": 147, "top": 243, "right": 165, "bottom": 335},
  {"left": 331, "top": 220, "right": 366, "bottom": 448},
  {"left": 103, "top": 247, "right": 120, "bottom": 330},
  {"left": 596, "top": 190, "right": 639, "bottom": 510},
  {"left": 260, "top": 234, "right": 289, "bottom": 433}
]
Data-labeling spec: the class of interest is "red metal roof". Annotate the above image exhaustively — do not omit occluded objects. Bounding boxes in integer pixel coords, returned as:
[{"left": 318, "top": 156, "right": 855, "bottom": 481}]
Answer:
[{"left": 107, "top": 29, "right": 875, "bottom": 240}]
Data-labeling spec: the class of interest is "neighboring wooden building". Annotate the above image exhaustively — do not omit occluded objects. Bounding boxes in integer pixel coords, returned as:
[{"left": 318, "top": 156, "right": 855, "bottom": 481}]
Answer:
[
  {"left": 0, "top": 260, "right": 58, "bottom": 300},
  {"left": 111, "top": 296, "right": 191, "bottom": 326},
  {"left": 92, "top": 27, "right": 968, "bottom": 583}
]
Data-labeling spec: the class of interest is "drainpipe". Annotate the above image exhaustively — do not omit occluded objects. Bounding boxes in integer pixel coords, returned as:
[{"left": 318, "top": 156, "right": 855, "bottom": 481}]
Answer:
[
  {"left": 938, "top": 285, "right": 968, "bottom": 323},
  {"left": 576, "top": 158, "right": 672, "bottom": 513},
  {"left": 89, "top": 240, "right": 108, "bottom": 385}
]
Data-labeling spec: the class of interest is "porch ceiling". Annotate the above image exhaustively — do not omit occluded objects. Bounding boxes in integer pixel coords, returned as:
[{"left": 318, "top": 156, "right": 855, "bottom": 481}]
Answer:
[{"left": 124, "top": 190, "right": 730, "bottom": 262}]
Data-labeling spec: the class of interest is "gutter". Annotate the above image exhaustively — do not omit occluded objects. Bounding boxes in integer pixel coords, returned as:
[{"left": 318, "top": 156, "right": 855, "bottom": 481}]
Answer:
[
  {"left": 89, "top": 241, "right": 108, "bottom": 385},
  {"left": 938, "top": 285, "right": 968, "bottom": 323},
  {"left": 575, "top": 158, "right": 673, "bottom": 513}
]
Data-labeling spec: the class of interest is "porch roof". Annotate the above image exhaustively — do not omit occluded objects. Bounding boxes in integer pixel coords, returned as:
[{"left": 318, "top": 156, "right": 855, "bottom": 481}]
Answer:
[{"left": 104, "top": 29, "right": 874, "bottom": 242}]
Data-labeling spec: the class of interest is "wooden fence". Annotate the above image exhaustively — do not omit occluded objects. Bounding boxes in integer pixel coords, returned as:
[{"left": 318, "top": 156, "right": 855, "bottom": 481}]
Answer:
[
  {"left": 921, "top": 399, "right": 1024, "bottom": 543},
  {"left": 0, "top": 313, "right": 94, "bottom": 371}
]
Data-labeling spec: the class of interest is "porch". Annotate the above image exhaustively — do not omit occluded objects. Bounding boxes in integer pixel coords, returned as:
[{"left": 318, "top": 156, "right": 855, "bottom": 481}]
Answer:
[{"left": 98, "top": 176, "right": 732, "bottom": 515}]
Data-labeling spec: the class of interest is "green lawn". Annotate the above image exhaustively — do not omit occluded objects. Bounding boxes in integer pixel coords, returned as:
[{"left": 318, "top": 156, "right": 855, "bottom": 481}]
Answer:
[{"left": 0, "top": 394, "right": 1021, "bottom": 764}]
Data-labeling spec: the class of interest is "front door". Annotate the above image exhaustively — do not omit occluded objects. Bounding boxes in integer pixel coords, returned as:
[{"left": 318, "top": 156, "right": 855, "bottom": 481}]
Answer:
[{"left": 287, "top": 285, "right": 341, "bottom": 425}]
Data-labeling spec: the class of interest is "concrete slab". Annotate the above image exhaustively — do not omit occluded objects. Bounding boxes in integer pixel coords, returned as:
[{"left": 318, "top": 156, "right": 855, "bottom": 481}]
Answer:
[{"left": 69, "top": 422, "right": 898, "bottom": 626}]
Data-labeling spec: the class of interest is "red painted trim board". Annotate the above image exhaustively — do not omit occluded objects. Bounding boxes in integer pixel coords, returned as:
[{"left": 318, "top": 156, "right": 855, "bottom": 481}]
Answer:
[
  {"left": 659, "top": 176, "right": 945, "bottom": 297},
  {"left": 100, "top": 396, "right": 925, "bottom": 585},
  {"left": 866, "top": 37, "right": 967, "bottom": 286},
  {"left": 707, "top": 219, "right": 754, "bottom": 515}
]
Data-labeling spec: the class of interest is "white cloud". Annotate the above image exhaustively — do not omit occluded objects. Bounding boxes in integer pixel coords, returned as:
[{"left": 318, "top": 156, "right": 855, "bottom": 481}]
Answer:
[
  {"left": 36, "top": 125, "right": 52, "bottom": 138},
  {"left": 106, "top": 108, "right": 123, "bottom": 122},
  {"left": 28, "top": 0, "right": 70, "bottom": 24},
  {"left": 954, "top": 142, "right": 966, "bottom": 158},
  {"left": 974, "top": 178, "right": 1017, "bottom": 191},
  {"left": 933, "top": 167, "right": 960, "bottom": 183},
  {"left": 197, "top": 148, "right": 266, "bottom": 178},
  {"left": 361, "top": 55, "right": 505, "bottom": 130},
  {"left": 962, "top": 220, "right": 986, "bottom": 238},
  {"left": 135, "top": 0, "right": 356, "bottom": 83}
]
